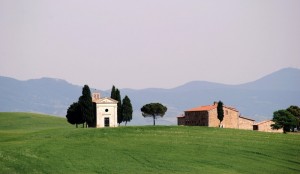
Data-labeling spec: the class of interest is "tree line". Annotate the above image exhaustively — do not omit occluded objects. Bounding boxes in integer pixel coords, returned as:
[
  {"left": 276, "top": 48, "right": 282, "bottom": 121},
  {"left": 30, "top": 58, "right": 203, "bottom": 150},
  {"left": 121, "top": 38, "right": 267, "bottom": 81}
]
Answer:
[{"left": 66, "top": 85, "right": 133, "bottom": 127}]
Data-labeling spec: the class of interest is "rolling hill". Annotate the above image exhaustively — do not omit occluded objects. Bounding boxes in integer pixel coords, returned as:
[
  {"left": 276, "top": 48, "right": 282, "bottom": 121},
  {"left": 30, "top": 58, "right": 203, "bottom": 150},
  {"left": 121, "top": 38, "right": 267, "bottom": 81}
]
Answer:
[
  {"left": 0, "top": 67, "right": 300, "bottom": 125},
  {"left": 1, "top": 112, "right": 300, "bottom": 174}
]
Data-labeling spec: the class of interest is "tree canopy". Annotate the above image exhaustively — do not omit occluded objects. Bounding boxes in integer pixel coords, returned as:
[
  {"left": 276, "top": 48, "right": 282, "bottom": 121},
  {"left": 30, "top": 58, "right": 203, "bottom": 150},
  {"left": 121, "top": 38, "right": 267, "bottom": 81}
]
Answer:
[
  {"left": 286, "top": 105, "right": 300, "bottom": 129},
  {"left": 141, "top": 103, "right": 167, "bottom": 126},
  {"left": 271, "top": 109, "right": 298, "bottom": 133},
  {"left": 121, "top": 95, "right": 133, "bottom": 126},
  {"left": 217, "top": 101, "right": 224, "bottom": 127},
  {"left": 66, "top": 102, "right": 85, "bottom": 128}
]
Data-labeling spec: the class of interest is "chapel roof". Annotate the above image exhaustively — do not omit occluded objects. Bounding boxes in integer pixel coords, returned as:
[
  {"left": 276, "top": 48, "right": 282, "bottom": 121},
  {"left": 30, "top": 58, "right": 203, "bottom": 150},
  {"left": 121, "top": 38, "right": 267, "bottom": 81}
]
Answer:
[{"left": 93, "top": 97, "right": 118, "bottom": 104}]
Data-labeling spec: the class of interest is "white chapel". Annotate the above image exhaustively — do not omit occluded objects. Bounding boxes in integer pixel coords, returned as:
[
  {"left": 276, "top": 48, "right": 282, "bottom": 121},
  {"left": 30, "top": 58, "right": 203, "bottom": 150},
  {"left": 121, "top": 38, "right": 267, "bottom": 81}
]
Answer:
[{"left": 92, "top": 93, "right": 118, "bottom": 128}]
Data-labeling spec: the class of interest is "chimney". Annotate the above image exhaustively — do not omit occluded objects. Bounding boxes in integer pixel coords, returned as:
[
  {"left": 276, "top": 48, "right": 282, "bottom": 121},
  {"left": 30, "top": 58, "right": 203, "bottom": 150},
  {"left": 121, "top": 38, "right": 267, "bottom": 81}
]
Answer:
[{"left": 213, "top": 101, "right": 218, "bottom": 105}]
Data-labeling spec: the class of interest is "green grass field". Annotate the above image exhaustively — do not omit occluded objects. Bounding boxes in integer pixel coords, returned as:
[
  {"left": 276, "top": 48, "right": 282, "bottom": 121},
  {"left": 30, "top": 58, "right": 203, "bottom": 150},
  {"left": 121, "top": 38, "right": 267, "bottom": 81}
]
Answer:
[{"left": 1, "top": 112, "right": 300, "bottom": 174}]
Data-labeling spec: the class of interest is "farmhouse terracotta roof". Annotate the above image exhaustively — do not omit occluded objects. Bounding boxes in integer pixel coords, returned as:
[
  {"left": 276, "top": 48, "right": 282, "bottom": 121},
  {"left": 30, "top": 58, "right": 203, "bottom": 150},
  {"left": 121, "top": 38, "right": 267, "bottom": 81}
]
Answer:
[
  {"left": 186, "top": 105, "right": 217, "bottom": 112},
  {"left": 185, "top": 102, "right": 238, "bottom": 112}
]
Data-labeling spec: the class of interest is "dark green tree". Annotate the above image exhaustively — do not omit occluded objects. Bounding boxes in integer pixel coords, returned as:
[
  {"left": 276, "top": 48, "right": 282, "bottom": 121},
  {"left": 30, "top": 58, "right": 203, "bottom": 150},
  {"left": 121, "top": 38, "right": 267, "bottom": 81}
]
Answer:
[
  {"left": 121, "top": 95, "right": 133, "bottom": 126},
  {"left": 286, "top": 105, "right": 300, "bottom": 130},
  {"left": 271, "top": 109, "right": 298, "bottom": 133},
  {"left": 217, "top": 101, "right": 224, "bottom": 127},
  {"left": 115, "top": 89, "right": 122, "bottom": 125},
  {"left": 79, "top": 85, "right": 94, "bottom": 128},
  {"left": 141, "top": 103, "right": 167, "bottom": 126},
  {"left": 66, "top": 102, "right": 85, "bottom": 128},
  {"left": 110, "top": 85, "right": 116, "bottom": 99}
]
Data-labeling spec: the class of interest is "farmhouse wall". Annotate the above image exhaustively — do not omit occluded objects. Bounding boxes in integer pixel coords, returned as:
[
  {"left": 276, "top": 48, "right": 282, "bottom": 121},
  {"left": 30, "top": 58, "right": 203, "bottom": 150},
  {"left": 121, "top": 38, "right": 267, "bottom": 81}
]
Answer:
[
  {"left": 238, "top": 116, "right": 254, "bottom": 130},
  {"left": 222, "top": 107, "right": 239, "bottom": 128},
  {"left": 208, "top": 109, "right": 219, "bottom": 127},
  {"left": 208, "top": 108, "right": 239, "bottom": 128},
  {"left": 184, "top": 111, "right": 208, "bottom": 126},
  {"left": 255, "top": 120, "right": 283, "bottom": 133},
  {"left": 177, "top": 116, "right": 185, "bottom": 125}
]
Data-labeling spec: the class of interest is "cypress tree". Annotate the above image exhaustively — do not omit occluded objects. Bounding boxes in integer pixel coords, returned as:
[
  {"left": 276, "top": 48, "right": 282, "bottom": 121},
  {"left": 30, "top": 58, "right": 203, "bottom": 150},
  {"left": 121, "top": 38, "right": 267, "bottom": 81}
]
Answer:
[
  {"left": 121, "top": 95, "right": 133, "bottom": 126},
  {"left": 115, "top": 89, "right": 122, "bottom": 125},
  {"left": 217, "top": 101, "right": 224, "bottom": 127},
  {"left": 110, "top": 85, "right": 116, "bottom": 99},
  {"left": 79, "top": 85, "right": 94, "bottom": 128}
]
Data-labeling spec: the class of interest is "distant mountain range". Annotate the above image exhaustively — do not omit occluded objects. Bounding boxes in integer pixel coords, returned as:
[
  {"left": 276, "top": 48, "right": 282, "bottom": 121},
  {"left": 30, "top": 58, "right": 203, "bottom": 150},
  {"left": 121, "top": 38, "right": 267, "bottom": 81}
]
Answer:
[{"left": 1, "top": 68, "right": 300, "bottom": 125}]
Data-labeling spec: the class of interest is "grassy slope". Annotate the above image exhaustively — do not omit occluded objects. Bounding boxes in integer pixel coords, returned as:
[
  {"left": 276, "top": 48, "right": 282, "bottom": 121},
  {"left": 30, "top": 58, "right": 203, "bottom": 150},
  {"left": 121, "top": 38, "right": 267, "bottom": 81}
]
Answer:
[{"left": 0, "top": 112, "right": 299, "bottom": 174}]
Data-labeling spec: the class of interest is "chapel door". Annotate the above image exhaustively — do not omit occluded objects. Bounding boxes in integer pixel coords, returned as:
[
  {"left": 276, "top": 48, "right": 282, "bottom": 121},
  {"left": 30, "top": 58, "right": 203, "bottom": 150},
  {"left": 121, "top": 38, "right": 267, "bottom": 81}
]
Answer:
[{"left": 104, "top": 117, "right": 110, "bottom": 127}]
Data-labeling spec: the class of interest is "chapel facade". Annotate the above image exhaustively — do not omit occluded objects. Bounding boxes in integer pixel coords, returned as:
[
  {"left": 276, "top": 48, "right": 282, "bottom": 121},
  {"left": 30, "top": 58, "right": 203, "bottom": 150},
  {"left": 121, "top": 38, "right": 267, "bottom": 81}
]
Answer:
[{"left": 92, "top": 93, "right": 118, "bottom": 128}]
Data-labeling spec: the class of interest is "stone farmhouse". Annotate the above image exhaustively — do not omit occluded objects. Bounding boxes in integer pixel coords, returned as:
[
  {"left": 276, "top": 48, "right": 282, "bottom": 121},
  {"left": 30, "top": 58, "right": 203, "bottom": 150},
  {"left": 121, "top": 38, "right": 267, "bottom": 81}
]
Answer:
[
  {"left": 92, "top": 93, "right": 118, "bottom": 128},
  {"left": 177, "top": 102, "right": 282, "bottom": 132}
]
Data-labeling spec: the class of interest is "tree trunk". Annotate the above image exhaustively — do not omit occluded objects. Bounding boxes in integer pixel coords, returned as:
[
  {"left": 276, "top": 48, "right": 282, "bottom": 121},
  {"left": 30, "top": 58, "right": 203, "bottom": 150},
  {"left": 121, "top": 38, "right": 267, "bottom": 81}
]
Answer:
[
  {"left": 283, "top": 126, "right": 287, "bottom": 134},
  {"left": 76, "top": 124, "right": 78, "bottom": 128},
  {"left": 153, "top": 115, "right": 156, "bottom": 126}
]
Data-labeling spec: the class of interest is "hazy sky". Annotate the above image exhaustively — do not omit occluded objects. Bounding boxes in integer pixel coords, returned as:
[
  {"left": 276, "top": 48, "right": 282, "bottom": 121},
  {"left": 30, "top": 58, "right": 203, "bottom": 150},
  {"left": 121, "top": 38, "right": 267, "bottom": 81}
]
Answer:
[{"left": 1, "top": 0, "right": 300, "bottom": 89}]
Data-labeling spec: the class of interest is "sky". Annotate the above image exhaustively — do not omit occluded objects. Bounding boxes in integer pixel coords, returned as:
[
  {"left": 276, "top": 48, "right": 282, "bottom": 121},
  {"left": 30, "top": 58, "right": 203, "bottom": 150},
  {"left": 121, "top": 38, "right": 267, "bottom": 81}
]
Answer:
[{"left": 1, "top": 0, "right": 300, "bottom": 90}]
